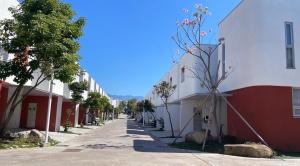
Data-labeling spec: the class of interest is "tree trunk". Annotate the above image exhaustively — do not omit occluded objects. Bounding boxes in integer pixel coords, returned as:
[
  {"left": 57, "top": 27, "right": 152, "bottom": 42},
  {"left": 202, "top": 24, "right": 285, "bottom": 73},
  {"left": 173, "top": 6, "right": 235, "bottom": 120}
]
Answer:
[
  {"left": 165, "top": 104, "right": 175, "bottom": 137},
  {"left": 212, "top": 93, "right": 221, "bottom": 143},
  {"left": 0, "top": 86, "right": 23, "bottom": 137}
]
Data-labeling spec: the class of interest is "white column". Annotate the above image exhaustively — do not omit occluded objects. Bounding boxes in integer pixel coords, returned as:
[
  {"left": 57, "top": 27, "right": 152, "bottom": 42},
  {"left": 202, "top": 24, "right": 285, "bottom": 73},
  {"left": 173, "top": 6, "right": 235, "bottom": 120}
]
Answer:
[
  {"left": 85, "top": 108, "right": 89, "bottom": 124},
  {"left": 74, "top": 104, "right": 79, "bottom": 127},
  {"left": 55, "top": 96, "right": 63, "bottom": 132},
  {"left": 6, "top": 86, "right": 23, "bottom": 128}
]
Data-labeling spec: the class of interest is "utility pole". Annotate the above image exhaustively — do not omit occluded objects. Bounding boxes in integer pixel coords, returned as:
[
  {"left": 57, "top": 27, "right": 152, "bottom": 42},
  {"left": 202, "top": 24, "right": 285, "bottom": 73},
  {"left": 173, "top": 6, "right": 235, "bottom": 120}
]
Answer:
[{"left": 44, "top": 70, "right": 54, "bottom": 145}]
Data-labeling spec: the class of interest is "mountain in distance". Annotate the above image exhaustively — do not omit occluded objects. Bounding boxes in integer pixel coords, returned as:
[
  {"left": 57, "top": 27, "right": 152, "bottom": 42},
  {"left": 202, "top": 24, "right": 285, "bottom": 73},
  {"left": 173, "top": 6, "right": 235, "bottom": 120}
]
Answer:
[{"left": 109, "top": 94, "right": 144, "bottom": 101}]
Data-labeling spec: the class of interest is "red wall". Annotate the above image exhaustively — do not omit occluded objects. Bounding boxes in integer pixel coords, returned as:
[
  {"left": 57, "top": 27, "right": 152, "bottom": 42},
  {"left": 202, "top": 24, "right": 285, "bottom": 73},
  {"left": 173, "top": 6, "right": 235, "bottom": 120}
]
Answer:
[
  {"left": 0, "top": 83, "right": 8, "bottom": 122},
  {"left": 20, "top": 96, "right": 58, "bottom": 131},
  {"left": 227, "top": 86, "right": 300, "bottom": 151},
  {"left": 61, "top": 102, "right": 75, "bottom": 127},
  {"left": 79, "top": 106, "right": 86, "bottom": 125}
]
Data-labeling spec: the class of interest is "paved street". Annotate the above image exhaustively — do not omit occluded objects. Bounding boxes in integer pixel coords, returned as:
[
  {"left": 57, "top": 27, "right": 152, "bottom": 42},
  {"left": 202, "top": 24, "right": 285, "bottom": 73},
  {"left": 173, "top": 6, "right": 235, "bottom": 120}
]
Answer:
[{"left": 0, "top": 115, "right": 300, "bottom": 166}]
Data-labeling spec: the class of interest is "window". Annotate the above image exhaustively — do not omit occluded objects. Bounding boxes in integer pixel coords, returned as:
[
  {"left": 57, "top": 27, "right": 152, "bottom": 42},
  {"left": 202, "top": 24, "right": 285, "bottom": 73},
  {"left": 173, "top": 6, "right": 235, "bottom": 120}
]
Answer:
[
  {"left": 285, "top": 22, "right": 295, "bottom": 69},
  {"left": 181, "top": 67, "right": 185, "bottom": 83},
  {"left": 222, "top": 43, "right": 226, "bottom": 78},
  {"left": 293, "top": 89, "right": 300, "bottom": 117},
  {"left": 170, "top": 77, "right": 173, "bottom": 85}
]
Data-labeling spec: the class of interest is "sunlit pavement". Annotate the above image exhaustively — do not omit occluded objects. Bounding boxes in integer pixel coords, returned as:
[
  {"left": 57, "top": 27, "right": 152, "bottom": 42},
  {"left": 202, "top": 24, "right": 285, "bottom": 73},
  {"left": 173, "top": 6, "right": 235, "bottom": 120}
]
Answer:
[{"left": 0, "top": 115, "right": 299, "bottom": 166}]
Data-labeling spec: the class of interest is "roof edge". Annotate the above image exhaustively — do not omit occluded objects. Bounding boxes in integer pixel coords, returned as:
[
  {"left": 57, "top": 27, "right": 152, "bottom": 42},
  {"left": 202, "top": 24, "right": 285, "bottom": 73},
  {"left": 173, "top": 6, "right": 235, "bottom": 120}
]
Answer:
[{"left": 218, "top": 0, "right": 245, "bottom": 26}]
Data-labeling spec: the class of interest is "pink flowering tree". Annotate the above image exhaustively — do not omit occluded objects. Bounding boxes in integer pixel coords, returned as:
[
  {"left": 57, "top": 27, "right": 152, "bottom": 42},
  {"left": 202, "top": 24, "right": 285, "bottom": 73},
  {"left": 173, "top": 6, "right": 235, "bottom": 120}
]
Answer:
[{"left": 172, "top": 4, "right": 228, "bottom": 147}]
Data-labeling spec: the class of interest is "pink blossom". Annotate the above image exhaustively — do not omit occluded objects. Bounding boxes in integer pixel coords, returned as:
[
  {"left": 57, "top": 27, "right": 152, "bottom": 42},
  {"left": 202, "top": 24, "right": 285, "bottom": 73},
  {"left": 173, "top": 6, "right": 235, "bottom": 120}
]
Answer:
[
  {"left": 183, "top": 18, "right": 190, "bottom": 25},
  {"left": 200, "top": 31, "right": 207, "bottom": 37},
  {"left": 182, "top": 8, "right": 189, "bottom": 13},
  {"left": 218, "top": 37, "right": 225, "bottom": 42}
]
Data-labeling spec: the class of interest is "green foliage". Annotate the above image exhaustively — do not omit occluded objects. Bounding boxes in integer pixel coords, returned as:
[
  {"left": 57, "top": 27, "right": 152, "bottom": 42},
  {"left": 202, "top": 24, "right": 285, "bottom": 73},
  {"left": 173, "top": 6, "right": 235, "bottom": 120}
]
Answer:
[
  {"left": 154, "top": 81, "right": 177, "bottom": 104},
  {"left": 105, "top": 104, "right": 114, "bottom": 113},
  {"left": 84, "top": 93, "right": 110, "bottom": 113},
  {"left": 127, "top": 99, "right": 137, "bottom": 112},
  {"left": 63, "top": 120, "right": 71, "bottom": 132},
  {"left": 118, "top": 101, "right": 126, "bottom": 111},
  {"left": 68, "top": 81, "right": 88, "bottom": 104},
  {"left": 135, "top": 101, "right": 144, "bottom": 113},
  {"left": 0, "top": 135, "right": 59, "bottom": 149},
  {"left": 143, "top": 99, "right": 154, "bottom": 112},
  {"left": 0, "top": 0, "right": 85, "bottom": 84}
]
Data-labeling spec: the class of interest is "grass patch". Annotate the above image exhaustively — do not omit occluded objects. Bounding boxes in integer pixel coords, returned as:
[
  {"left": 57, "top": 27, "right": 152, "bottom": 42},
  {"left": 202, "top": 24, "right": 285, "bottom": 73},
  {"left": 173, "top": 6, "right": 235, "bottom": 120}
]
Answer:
[
  {"left": 272, "top": 151, "right": 300, "bottom": 159},
  {"left": 170, "top": 141, "right": 224, "bottom": 154},
  {"left": 0, "top": 136, "right": 59, "bottom": 150}
]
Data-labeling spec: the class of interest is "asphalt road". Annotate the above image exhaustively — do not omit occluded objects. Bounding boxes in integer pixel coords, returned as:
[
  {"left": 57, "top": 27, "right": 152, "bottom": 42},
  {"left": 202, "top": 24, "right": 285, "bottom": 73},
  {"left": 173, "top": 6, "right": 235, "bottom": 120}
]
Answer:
[{"left": 0, "top": 115, "right": 299, "bottom": 166}]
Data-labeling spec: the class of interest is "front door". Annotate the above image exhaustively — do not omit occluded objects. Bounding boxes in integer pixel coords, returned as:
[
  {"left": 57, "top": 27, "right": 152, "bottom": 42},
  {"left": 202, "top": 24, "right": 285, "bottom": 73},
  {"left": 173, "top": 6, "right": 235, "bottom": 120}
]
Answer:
[{"left": 27, "top": 103, "right": 37, "bottom": 128}]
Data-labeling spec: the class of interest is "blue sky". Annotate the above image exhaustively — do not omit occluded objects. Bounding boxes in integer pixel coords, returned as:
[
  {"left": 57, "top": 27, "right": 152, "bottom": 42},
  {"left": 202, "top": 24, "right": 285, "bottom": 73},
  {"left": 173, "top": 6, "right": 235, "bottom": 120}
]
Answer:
[{"left": 63, "top": 0, "right": 241, "bottom": 96}]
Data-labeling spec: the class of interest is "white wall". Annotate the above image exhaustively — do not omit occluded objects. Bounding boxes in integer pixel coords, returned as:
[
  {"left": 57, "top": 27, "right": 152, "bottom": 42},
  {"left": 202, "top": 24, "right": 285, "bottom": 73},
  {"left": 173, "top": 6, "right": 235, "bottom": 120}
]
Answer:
[
  {"left": 55, "top": 96, "right": 63, "bottom": 131},
  {"left": 180, "top": 100, "right": 196, "bottom": 136},
  {"left": 219, "top": 0, "right": 300, "bottom": 92},
  {"left": 0, "top": 0, "right": 19, "bottom": 20},
  {"left": 145, "top": 45, "right": 218, "bottom": 107},
  {"left": 6, "top": 86, "right": 22, "bottom": 128}
]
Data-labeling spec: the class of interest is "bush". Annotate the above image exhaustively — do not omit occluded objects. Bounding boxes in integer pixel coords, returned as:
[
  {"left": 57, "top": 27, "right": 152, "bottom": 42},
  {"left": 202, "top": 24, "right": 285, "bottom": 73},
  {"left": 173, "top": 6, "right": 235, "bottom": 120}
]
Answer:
[
  {"left": 158, "top": 118, "right": 164, "bottom": 130},
  {"left": 64, "top": 120, "right": 72, "bottom": 132}
]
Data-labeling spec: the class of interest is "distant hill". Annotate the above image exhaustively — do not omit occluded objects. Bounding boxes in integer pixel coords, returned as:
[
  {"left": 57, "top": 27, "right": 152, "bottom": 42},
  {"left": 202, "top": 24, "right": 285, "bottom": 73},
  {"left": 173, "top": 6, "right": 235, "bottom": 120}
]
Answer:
[{"left": 109, "top": 94, "right": 144, "bottom": 101}]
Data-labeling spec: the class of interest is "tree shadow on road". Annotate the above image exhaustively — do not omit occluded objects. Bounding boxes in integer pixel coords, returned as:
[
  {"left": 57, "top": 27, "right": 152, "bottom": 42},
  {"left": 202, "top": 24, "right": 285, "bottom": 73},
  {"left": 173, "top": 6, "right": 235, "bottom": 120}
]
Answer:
[{"left": 127, "top": 119, "right": 201, "bottom": 153}]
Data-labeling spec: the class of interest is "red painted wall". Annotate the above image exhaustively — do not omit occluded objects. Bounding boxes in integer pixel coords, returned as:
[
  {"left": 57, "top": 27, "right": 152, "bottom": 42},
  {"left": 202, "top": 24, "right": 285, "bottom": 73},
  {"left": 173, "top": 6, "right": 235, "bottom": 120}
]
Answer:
[
  {"left": 61, "top": 102, "right": 75, "bottom": 127},
  {"left": 20, "top": 96, "right": 58, "bottom": 131},
  {"left": 227, "top": 86, "right": 300, "bottom": 151},
  {"left": 0, "top": 83, "right": 8, "bottom": 122},
  {"left": 79, "top": 106, "right": 86, "bottom": 125}
]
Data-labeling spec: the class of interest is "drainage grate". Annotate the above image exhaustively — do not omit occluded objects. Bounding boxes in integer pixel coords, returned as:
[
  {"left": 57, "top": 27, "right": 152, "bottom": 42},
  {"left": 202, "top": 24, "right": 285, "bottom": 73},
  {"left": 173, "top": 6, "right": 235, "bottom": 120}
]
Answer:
[{"left": 63, "top": 149, "right": 83, "bottom": 152}]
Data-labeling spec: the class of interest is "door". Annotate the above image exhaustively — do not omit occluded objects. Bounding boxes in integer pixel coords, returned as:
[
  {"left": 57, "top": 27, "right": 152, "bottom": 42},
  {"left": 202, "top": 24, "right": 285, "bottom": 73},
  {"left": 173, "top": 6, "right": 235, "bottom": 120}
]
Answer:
[
  {"left": 193, "top": 107, "right": 203, "bottom": 132},
  {"left": 27, "top": 103, "right": 37, "bottom": 128}
]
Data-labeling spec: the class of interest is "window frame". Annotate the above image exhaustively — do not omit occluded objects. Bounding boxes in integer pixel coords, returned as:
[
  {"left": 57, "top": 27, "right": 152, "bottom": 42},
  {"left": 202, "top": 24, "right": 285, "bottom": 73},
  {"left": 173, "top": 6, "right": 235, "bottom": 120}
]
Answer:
[
  {"left": 292, "top": 88, "right": 300, "bottom": 118},
  {"left": 222, "top": 43, "right": 226, "bottom": 78},
  {"left": 181, "top": 67, "right": 185, "bottom": 83},
  {"left": 285, "top": 22, "right": 295, "bottom": 69}
]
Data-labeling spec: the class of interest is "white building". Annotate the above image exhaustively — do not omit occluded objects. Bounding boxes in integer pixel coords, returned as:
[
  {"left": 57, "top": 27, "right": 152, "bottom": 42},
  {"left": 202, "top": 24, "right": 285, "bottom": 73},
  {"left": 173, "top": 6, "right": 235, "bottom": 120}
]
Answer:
[
  {"left": 0, "top": 0, "right": 110, "bottom": 132},
  {"left": 218, "top": 0, "right": 300, "bottom": 152},
  {"left": 146, "top": 0, "right": 300, "bottom": 151},
  {"left": 145, "top": 45, "right": 227, "bottom": 137}
]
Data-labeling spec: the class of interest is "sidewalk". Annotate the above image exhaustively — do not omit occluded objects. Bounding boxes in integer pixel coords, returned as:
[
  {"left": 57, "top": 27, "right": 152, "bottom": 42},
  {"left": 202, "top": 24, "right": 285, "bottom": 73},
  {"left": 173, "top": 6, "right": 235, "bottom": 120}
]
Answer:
[
  {"left": 143, "top": 126, "right": 185, "bottom": 144},
  {"left": 44, "top": 120, "right": 114, "bottom": 145}
]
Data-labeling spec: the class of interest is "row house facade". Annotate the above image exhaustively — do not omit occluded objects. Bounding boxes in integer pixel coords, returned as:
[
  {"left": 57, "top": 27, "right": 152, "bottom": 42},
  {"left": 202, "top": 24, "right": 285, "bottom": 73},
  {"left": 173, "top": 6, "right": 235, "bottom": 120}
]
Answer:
[
  {"left": 146, "top": 0, "right": 300, "bottom": 151},
  {"left": 0, "top": 0, "right": 112, "bottom": 132}
]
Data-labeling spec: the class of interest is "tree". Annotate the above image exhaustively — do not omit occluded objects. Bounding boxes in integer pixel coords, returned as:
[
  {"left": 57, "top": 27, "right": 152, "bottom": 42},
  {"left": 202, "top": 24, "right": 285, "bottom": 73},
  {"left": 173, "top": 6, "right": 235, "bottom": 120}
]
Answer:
[
  {"left": 173, "top": 4, "right": 225, "bottom": 143},
  {"left": 144, "top": 99, "right": 156, "bottom": 123},
  {"left": 0, "top": 0, "right": 85, "bottom": 136},
  {"left": 84, "top": 92, "right": 102, "bottom": 111},
  {"left": 65, "top": 81, "right": 88, "bottom": 129},
  {"left": 154, "top": 81, "right": 177, "bottom": 137},
  {"left": 68, "top": 81, "right": 88, "bottom": 104},
  {"left": 103, "top": 103, "right": 113, "bottom": 120},
  {"left": 127, "top": 99, "right": 137, "bottom": 117},
  {"left": 118, "top": 101, "right": 126, "bottom": 112},
  {"left": 99, "top": 96, "right": 110, "bottom": 121},
  {"left": 171, "top": 4, "right": 270, "bottom": 150}
]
